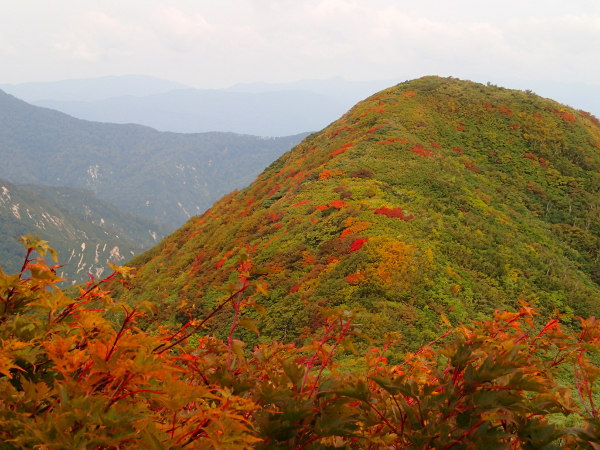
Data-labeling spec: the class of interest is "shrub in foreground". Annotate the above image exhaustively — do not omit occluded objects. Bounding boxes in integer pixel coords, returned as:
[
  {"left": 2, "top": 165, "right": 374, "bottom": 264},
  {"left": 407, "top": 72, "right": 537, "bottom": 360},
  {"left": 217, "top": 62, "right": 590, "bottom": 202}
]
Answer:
[{"left": 1, "top": 237, "right": 599, "bottom": 448}]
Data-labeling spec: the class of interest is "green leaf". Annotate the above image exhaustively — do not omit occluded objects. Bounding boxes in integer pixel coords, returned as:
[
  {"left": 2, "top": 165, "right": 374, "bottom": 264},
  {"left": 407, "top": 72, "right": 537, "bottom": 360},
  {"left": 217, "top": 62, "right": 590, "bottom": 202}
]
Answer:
[{"left": 238, "top": 317, "right": 260, "bottom": 335}]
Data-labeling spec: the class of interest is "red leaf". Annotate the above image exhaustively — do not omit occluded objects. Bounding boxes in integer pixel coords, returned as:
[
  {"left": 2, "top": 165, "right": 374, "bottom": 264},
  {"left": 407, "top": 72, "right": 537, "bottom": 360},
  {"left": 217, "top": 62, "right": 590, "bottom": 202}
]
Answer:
[
  {"left": 329, "top": 200, "right": 347, "bottom": 209},
  {"left": 350, "top": 238, "right": 369, "bottom": 252}
]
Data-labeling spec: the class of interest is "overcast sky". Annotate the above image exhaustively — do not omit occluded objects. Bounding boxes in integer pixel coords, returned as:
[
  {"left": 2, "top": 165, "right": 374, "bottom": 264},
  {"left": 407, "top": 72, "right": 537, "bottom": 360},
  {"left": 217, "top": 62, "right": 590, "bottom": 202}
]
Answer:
[{"left": 1, "top": 0, "right": 599, "bottom": 89}]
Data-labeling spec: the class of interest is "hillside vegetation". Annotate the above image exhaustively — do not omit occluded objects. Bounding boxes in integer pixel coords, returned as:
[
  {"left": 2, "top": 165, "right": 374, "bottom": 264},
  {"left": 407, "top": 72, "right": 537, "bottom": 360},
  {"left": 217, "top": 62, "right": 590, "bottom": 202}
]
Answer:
[
  {"left": 1, "top": 232, "right": 599, "bottom": 448},
  {"left": 118, "top": 76, "right": 600, "bottom": 348}
]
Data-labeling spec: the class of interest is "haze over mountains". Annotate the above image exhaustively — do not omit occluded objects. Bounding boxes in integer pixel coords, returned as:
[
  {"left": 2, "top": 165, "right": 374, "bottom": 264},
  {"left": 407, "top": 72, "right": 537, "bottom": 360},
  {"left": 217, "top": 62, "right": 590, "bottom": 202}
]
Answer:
[
  {"left": 2, "top": 75, "right": 599, "bottom": 137},
  {"left": 0, "top": 76, "right": 405, "bottom": 136}
]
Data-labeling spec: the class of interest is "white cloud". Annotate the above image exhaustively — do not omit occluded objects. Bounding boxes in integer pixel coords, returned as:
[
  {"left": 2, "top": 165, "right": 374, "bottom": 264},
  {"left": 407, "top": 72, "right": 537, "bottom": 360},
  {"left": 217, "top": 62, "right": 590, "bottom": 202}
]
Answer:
[{"left": 0, "top": 0, "right": 598, "bottom": 89}]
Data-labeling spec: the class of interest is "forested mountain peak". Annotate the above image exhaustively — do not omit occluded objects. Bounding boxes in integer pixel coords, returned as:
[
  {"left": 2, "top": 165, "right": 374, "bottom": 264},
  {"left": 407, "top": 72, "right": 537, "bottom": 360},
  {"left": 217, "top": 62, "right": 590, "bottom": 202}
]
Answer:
[{"left": 118, "top": 76, "right": 600, "bottom": 345}]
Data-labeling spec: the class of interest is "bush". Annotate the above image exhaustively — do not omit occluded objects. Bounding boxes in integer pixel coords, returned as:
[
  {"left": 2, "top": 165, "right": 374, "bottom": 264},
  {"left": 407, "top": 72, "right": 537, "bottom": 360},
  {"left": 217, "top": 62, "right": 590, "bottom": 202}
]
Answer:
[{"left": 1, "top": 236, "right": 599, "bottom": 448}]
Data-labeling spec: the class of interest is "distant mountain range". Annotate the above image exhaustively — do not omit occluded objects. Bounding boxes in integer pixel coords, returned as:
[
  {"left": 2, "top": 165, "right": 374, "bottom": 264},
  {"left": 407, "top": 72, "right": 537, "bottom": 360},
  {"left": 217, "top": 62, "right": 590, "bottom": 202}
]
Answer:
[
  {"left": 0, "top": 89, "right": 307, "bottom": 227},
  {"left": 0, "top": 178, "right": 168, "bottom": 283},
  {"left": 0, "top": 75, "right": 189, "bottom": 102},
  {"left": 1, "top": 75, "right": 395, "bottom": 136},
  {"left": 3, "top": 75, "right": 598, "bottom": 136}
]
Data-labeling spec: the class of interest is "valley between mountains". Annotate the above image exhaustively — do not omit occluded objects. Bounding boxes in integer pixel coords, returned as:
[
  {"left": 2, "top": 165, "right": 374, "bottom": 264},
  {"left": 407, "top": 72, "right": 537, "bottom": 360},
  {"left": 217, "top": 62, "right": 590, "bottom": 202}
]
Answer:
[{"left": 0, "top": 89, "right": 306, "bottom": 282}]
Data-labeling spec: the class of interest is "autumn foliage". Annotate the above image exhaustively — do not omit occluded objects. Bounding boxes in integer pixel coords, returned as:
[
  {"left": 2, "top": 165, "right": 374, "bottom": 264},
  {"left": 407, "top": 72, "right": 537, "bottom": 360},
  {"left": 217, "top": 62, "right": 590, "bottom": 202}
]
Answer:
[{"left": 1, "top": 237, "right": 600, "bottom": 448}]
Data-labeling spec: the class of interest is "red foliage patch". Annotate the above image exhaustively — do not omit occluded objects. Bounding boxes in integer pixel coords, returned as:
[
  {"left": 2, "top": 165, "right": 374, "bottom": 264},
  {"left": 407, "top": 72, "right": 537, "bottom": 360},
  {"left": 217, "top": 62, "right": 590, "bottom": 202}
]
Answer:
[
  {"left": 319, "top": 169, "right": 334, "bottom": 180},
  {"left": 410, "top": 145, "right": 433, "bottom": 158},
  {"left": 330, "top": 125, "right": 350, "bottom": 138},
  {"left": 329, "top": 200, "right": 347, "bottom": 209},
  {"left": 374, "top": 206, "right": 414, "bottom": 221},
  {"left": 350, "top": 238, "right": 369, "bottom": 252},
  {"left": 509, "top": 124, "right": 521, "bottom": 130},
  {"left": 456, "top": 124, "right": 465, "bottom": 131},
  {"left": 267, "top": 212, "right": 281, "bottom": 222},
  {"left": 216, "top": 259, "right": 227, "bottom": 269},
  {"left": 366, "top": 125, "right": 384, "bottom": 133},
  {"left": 316, "top": 205, "right": 329, "bottom": 211},
  {"left": 345, "top": 272, "right": 366, "bottom": 285},
  {"left": 558, "top": 111, "right": 576, "bottom": 123},
  {"left": 430, "top": 141, "right": 441, "bottom": 149},
  {"left": 263, "top": 236, "right": 278, "bottom": 247},
  {"left": 288, "top": 284, "right": 301, "bottom": 294},
  {"left": 330, "top": 142, "right": 355, "bottom": 158},
  {"left": 452, "top": 147, "right": 464, "bottom": 154},
  {"left": 293, "top": 171, "right": 306, "bottom": 181},
  {"left": 497, "top": 105, "right": 513, "bottom": 117},
  {"left": 402, "top": 90, "right": 416, "bottom": 98},
  {"left": 377, "top": 138, "right": 408, "bottom": 145},
  {"left": 292, "top": 200, "right": 312, "bottom": 207},
  {"left": 267, "top": 184, "right": 282, "bottom": 198}
]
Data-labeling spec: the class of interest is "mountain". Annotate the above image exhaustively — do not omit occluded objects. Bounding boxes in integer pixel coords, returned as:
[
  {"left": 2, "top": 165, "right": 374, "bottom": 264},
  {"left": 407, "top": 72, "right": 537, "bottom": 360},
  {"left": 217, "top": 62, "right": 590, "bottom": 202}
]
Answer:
[
  {"left": 30, "top": 89, "right": 349, "bottom": 136},
  {"left": 3, "top": 75, "right": 393, "bottom": 136},
  {"left": 117, "top": 76, "right": 600, "bottom": 346},
  {"left": 4, "top": 75, "right": 600, "bottom": 137},
  {"left": 0, "top": 75, "right": 190, "bottom": 102},
  {"left": 0, "top": 89, "right": 307, "bottom": 227},
  {"left": 484, "top": 77, "right": 600, "bottom": 125},
  {"left": 0, "top": 179, "right": 168, "bottom": 283}
]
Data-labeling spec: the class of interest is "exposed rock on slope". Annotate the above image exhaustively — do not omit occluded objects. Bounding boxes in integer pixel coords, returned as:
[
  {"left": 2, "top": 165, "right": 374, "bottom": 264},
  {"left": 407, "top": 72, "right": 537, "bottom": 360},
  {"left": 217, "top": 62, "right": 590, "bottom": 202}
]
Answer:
[{"left": 0, "top": 180, "right": 167, "bottom": 283}]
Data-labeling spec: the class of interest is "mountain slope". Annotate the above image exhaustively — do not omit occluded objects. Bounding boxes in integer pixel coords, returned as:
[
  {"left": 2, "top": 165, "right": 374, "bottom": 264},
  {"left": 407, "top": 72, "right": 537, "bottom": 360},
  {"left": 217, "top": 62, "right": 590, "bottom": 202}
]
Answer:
[
  {"left": 0, "top": 90, "right": 307, "bottom": 227},
  {"left": 0, "top": 179, "right": 167, "bottom": 283},
  {"left": 118, "top": 76, "right": 600, "bottom": 346}
]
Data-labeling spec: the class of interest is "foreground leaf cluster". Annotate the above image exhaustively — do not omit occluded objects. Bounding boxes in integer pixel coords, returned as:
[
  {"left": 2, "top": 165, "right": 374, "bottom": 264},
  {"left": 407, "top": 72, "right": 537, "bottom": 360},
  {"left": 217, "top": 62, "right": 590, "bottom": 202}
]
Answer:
[{"left": 1, "top": 237, "right": 600, "bottom": 448}]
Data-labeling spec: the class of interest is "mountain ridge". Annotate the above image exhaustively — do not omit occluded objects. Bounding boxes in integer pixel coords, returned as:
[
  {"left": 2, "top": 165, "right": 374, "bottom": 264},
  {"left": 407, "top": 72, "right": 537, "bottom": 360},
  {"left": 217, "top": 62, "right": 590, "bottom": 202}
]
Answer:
[
  {"left": 3, "top": 75, "right": 599, "bottom": 136},
  {"left": 0, "top": 89, "right": 307, "bottom": 227},
  {"left": 116, "top": 76, "right": 600, "bottom": 346}
]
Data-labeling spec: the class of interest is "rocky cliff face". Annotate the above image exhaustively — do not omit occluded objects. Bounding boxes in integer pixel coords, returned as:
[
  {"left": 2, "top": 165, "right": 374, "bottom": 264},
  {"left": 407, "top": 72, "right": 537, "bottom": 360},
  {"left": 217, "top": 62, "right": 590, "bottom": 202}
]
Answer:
[{"left": 0, "top": 180, "right": 164, "bottom": 283}]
